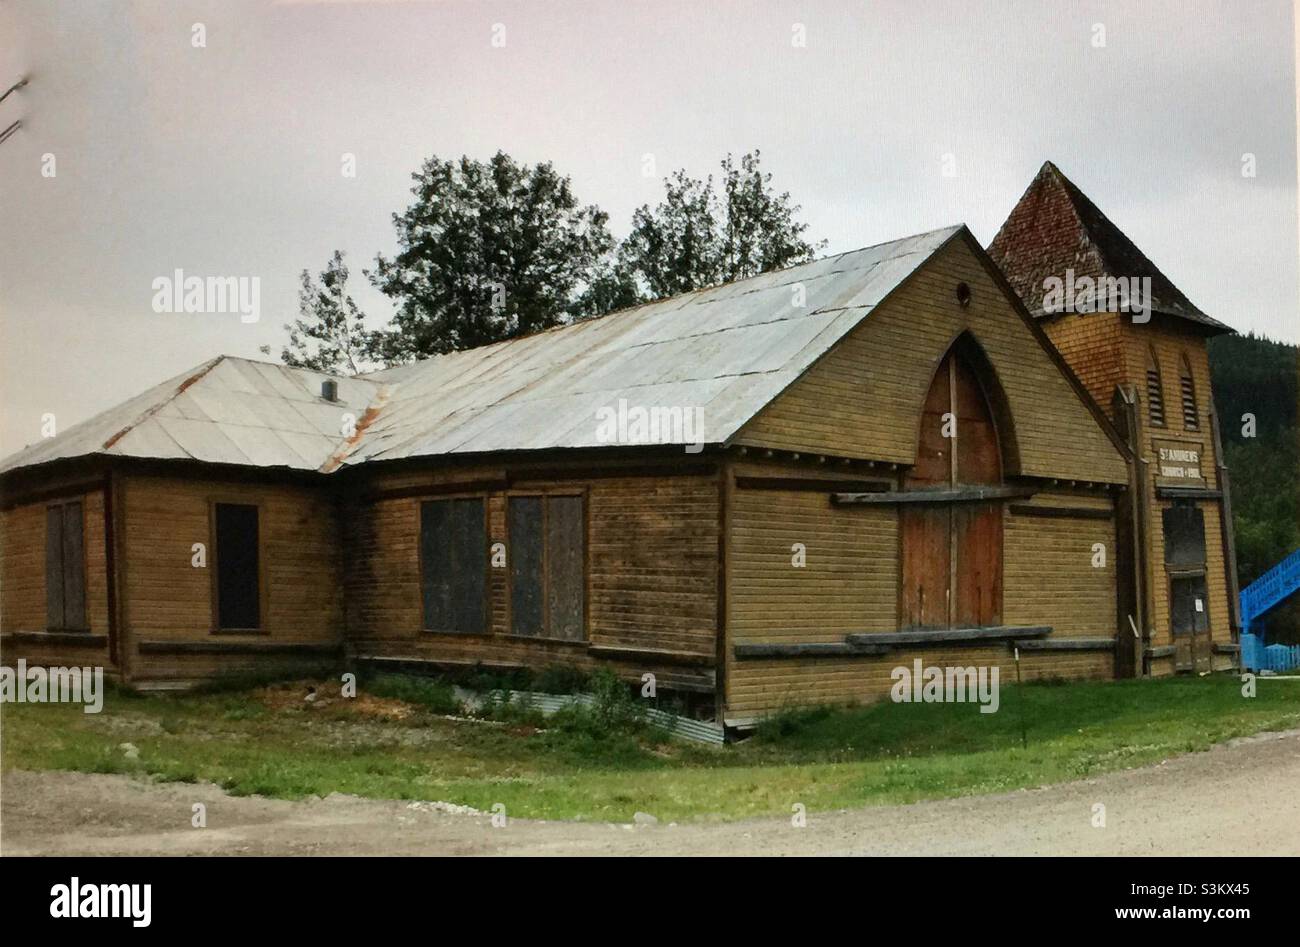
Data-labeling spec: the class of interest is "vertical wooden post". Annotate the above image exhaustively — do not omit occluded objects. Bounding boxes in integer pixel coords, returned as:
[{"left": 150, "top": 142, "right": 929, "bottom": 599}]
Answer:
[{"left": 1209, "top": 407, "right": 1241, "bottom": 640}]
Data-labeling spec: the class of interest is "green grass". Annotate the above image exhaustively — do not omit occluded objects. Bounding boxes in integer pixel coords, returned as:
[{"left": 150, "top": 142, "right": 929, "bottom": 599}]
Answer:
[{"left": 3, "top": 674, "right": 1298, "bottom": 822}]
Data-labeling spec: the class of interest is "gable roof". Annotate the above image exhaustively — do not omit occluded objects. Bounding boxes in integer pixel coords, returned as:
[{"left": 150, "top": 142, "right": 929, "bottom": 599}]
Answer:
[
  {"left": 987, "top": 161, "right": 1232, "bottom": 333},
  {"left": 1, "top": 225, "right": 965, "bottom": 477}
]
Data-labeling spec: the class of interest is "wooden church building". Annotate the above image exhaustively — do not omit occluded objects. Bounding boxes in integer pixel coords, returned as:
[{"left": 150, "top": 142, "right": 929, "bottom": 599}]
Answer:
[
  {"left": 988, "top": 161, "right": 1240, "bottom": 676},
  {"left": 0, "top": 162, "right": 1239, "bottom": 723}
]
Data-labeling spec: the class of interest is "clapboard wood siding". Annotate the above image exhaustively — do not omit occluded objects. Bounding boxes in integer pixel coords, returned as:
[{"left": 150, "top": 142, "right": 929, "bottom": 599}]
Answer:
[
  {"left": 0, "top": 481, "right": 114, "bottom": 670},
  {"left": 1003, "top": 498, "right": 1117, "bottom": 637},
  {"left": 344, "top": 464, "right": 720, "bottom": 688},
  {"left": 726, "top": 645, "right": 1111, "bottom": 721},
  {"left": 722, "top": 454, "right": 1117, "bottom": 717},
  {"left": 728, "top": 460, "right": 898, "bottom": 641},
  {"left": 121, "top": 475, "right": 343, "bottom": 681},
  {"left": 734, "top": 234, "right": 1128, "bottom": 485}
]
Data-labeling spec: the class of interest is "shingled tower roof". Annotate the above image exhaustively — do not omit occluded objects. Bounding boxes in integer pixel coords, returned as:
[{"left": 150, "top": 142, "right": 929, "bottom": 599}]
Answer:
[{"left": 987, "top": 161, "right": 1232, "bottom": 334}]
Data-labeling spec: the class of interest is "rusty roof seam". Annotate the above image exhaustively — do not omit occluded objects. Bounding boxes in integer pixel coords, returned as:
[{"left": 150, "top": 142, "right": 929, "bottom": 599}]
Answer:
[{"left": 99, "top": 355, "right": 225, "bottom": 451}]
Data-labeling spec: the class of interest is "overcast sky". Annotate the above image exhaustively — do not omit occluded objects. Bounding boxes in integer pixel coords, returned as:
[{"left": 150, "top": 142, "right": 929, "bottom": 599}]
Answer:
[{"left": 1, "top": 0, "right": 1296, "bottom": 455}]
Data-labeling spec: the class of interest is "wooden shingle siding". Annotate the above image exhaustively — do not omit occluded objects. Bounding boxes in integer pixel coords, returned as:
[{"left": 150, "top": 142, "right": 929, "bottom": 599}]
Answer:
[
  {"left": 1041, "top": 311, "right": 1126, "bottom": 421},
  {"left": 735, "top": 235, "right": 1128, "bottom": 485}
]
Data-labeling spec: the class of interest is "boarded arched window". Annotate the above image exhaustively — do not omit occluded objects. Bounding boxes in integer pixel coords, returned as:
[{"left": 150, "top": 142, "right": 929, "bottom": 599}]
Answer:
[
  {"left": 1145, "top": 346, "right": 1166, "bottom": 427},
  {"left": 900, "top": 346, "right": 1003, "bottom": 630},
  {"left": 1178, "top": 353, "right": 1199, "bottom": 431}
]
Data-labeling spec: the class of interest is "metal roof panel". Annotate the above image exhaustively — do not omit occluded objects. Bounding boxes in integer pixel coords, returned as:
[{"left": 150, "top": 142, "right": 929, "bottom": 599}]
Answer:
[{"left": 1, "top": 226, "right": 963, "bottom": 474}]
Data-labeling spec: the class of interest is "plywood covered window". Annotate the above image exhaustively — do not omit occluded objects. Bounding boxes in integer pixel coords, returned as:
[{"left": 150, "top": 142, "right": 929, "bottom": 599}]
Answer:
[
  {"left": 419, "top": 498, "right": 487, "bottom": 634},
  {"left": 1162, "top": 503, "right": 1206, "bottom": 569},
  {"left": 214, "top": 502, "right": 261, "bottom": 630},
  {"left": 45, "top": 501, "right": 86, "bottom": 631},
  {"left": 1145, "top": 346, "right": 1166, "bottom": 427},
  {"left": 508, "top": 495, "right": 585, "bottom": 640},
  {"left": 900, "top": 345, "right": 1003, "bottom": 630},
  {"left": 1178, "top": 354, "right": 1199, "bottom": 431}
]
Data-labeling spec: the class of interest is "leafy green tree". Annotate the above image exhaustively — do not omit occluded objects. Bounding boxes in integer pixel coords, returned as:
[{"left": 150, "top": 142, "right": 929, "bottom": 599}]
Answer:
[
  {"left": 618, "top": 150, "right": 825, "bottom": 301},
  {"left": 262, "top": 250, "right": 370, "bottom": 375},
  {"left": 367, "top": 152, "right": 616, "bottom": 363}
]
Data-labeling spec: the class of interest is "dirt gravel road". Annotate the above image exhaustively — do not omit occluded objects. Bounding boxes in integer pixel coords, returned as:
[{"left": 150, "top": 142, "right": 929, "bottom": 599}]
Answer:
[{"left": 4, "top": 729, "right": 1298, "bottom": 856}]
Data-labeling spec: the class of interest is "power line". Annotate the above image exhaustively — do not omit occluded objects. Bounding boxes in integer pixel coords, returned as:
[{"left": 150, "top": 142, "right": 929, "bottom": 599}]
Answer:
[{"left": 0, "top": 76, "right": 28, "bottom": 107}]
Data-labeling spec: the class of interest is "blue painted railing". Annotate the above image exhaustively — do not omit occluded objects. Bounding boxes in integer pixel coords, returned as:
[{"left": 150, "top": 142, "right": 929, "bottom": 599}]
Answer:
[
  {"left": 1239, "top": 548, "right": 1300, "bottom": 672},
  {"left": 1241, "top": 633, "right": 1300, "bottom": 673}
]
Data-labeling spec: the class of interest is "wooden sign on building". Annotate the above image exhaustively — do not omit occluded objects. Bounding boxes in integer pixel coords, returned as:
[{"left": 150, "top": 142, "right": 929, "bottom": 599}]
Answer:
[{"left": 1153, "top": 439, "right": 1207, "bottom": 488}]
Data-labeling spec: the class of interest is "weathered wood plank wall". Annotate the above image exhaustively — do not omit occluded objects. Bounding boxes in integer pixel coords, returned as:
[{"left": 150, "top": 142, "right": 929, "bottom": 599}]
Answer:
[
  {"left": 120, "top": 475, "right": 343, "bottom": 682},
  {"left": 0, "top": 474, "right": 115, "bottom": 673},
  {"left": 343, "top": 463, "right": 721, "bottom": 694}
]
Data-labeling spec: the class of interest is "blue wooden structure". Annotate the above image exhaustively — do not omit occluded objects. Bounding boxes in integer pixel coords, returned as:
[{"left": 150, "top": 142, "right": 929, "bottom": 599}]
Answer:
[{"left": 1239, "top": 548, "right": 1300, "bottom": 672}]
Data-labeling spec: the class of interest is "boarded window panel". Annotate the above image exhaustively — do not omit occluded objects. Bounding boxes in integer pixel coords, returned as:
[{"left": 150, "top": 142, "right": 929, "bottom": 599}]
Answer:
[
  {"left": 45, "top": 505, "right": 65, "bottom": 629},
  {"left": 450, "top": 499, "right": 486, "bottom": 633},
  {"left": 902, "top": 355, "right": 954, "bottom": 629},
  {"left": 546, "top": 496, "right": 585, "bottom": 641},
  {"left": 61, "top": 501, "right": 86, "bottom": 629},
  {"left": 420, "top": 499, "right": 486, "bottom": 633},
  {"left": 954, "top": 358, "right": 1001, "bottom": 485},
  {"left": 1162, "top": 505, "right": 1206, "bottom": 567},
  {"left": 420, "top": 500, "right": 452, "bottom": 630},
  {"left": 908, "top": 354, "right": 953, "bottom": 488},
  {"left": 900, "top": 506, "right": 951, "bottom": 629},
  {"left": 509, "top": 497, "right": 544, "bottom": 636},
  {"left": 215, "top": 503, "right": 260, "bottom": 629},
  {"left": 953, "top": 502, "right": 1002, "bottom": 627}
]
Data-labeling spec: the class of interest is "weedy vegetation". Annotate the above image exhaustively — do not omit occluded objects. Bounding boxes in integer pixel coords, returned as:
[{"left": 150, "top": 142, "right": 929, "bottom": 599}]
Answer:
[{"left": 3, "top": 669, "right": 1297, "bottom": 822}]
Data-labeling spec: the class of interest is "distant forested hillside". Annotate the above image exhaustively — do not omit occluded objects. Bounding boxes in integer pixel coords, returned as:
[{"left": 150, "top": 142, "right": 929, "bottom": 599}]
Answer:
[{"left": 1209, "top": 331, "right": 1299, "bottom": 640}]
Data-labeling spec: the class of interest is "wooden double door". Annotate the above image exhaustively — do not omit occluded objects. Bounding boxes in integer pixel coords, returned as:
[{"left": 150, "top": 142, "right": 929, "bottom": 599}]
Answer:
[{"left": 900, "top": 349, "right": 1003, "bottom": 630}]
